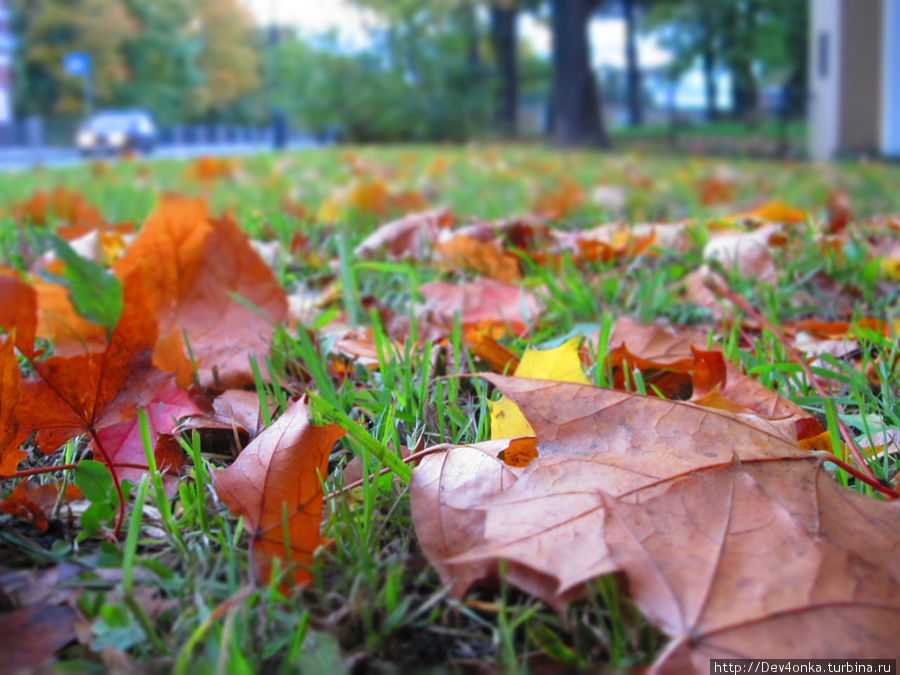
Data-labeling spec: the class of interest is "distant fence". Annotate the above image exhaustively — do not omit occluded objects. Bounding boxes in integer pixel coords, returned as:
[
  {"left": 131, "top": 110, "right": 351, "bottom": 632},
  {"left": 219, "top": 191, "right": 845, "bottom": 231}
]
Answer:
[{"left": 0, "top": 116, "right": 312, "bottom": 151}]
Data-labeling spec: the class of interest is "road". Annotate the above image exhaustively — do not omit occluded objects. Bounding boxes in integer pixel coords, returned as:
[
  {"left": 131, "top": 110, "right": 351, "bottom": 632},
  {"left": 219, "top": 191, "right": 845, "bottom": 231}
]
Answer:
[{"left": 0, "top": 138, "right": 319, "bottom": 172}]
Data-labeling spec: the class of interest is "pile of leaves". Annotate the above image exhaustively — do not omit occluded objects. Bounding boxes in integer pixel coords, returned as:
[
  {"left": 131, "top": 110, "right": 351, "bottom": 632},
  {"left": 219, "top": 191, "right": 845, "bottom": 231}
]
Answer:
[{"left": 1, "top": 149, "right": 899, "bottom": 672}]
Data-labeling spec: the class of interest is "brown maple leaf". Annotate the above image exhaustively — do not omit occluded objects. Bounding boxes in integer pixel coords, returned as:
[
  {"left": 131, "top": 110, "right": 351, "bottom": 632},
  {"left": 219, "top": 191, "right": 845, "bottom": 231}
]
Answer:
[
  {"left": 419, "top": 278, "right": 541, "bottom": 338},
  {"left": 212, "top": 399, "right": 344, "bottom": 586},
  {"left": 412, "top": 374, "right": 899, "bottom": 664},
  {"left": 606, "top": 460, "right": 900, "bottom": 670},
  {"left": 412, "top": 375, "right": 809, "bottom": 610},
  {"left": 354, "top": 208, "right": 451, "bottom": 260}
]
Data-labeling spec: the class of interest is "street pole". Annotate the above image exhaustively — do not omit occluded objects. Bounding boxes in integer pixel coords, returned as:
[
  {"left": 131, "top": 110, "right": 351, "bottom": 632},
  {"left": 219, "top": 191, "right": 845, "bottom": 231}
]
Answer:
[{"left": 84, "top": 71, "right": 94, "bottom": 115}]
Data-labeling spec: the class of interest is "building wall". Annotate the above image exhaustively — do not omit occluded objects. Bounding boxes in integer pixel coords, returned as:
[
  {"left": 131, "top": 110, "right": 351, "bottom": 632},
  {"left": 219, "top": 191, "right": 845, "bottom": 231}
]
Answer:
[
  {"left": 838, "top": 0, "right": 883, "bottom": 154},
  {"left": 809, "top": 0, "right": 842, "bottom": 160},
  {"left": 883, "top": 0, "right": 900, "bottom": 155},
  {"left": 809, "top": 0, "right": 886, "bottom": 159}
]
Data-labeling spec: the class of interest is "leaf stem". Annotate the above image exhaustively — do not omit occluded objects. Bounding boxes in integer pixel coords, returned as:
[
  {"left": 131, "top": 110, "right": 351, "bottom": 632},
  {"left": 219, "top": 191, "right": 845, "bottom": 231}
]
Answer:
[
  {"left": 88, "top": 428, "right": 126, "bottom": 538},
  {"left": 12, "top": 460, "right": 168, "bottom": 479},
  {"left": 811, "top": 451, "right": 899, "bottom": 499}
]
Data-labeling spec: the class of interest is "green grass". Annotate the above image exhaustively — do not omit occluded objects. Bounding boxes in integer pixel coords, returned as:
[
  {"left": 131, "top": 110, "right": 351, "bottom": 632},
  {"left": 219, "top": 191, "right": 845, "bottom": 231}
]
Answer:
[{"left": 2, "top": 145, "right": 900, "bottom": 672}]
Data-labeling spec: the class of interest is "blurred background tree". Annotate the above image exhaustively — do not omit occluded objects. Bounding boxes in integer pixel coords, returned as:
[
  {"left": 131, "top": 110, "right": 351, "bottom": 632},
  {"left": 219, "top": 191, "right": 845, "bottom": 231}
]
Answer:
[
  {"left": 647, "top": 0, "right": 807, "bottom": 123},
  {"left": 11, "top": 0, "right": 260, "bottom": 122},
  {"left": 11, "top": 0, "right": 137, "bottom": 116},
  {"left": 117, "top": 0, "right": 203, "bottom": 124},
  {"left": 5, "top": 0, "right": 811, "bottom": 151}
]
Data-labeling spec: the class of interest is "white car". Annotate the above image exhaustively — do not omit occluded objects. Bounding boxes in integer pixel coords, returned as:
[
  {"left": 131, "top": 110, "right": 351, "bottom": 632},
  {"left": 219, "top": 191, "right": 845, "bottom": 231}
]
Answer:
[{"left": 75, "top": 110, "right": 157, "bottom": 155}]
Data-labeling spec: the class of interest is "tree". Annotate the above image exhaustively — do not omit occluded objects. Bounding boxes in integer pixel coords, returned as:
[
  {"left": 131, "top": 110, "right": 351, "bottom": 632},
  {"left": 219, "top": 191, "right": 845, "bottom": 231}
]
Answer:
[
  {"left": 192, "top": 0, "right": 261, "bottom": 117},
  {"left": 11, "top": 0, "right": 262, "bottom": 121},
  {"left": 720, "top": 1, "right": 757, "bottom": 120},
  {"left": 550, "top": 0, "right": 610, "bottom": 147},
  {"left": 12, "top": 0, "right": 137, "bottom": 115},
  {"left": 622, "top": 0, "right": 643, "bottom": 126},
  {"left": 646, "top": 0, "right": 725, "bottom": 122},
  {"left": 489, "top": 1, "right": 519, "bottom": 135},
  {"left": 647, "top": 0, "right": 807, "bottom": 123},
  {"left": 118, "top": 0, "right": 203, "bottom": 123}
]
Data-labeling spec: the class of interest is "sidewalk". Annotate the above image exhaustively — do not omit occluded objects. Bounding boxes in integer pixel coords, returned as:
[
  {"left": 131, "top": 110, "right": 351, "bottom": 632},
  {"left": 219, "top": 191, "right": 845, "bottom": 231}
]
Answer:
[{"left": 0, "top": 137, "right": 320, "bottom": 172}]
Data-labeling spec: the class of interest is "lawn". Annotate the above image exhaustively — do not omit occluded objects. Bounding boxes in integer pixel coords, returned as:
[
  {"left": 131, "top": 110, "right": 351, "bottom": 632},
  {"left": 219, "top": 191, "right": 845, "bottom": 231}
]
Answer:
[{"left": 1, "top": 146, "right": 899, "bottom": 673}]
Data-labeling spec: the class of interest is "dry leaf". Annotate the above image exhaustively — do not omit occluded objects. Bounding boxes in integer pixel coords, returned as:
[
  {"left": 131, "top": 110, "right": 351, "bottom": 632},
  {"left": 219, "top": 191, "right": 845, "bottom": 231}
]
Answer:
[
  {"left": 413, "top": 375, "right": 810, "bottom": 609},
  {"left": 0, "top": 274, "right": 37, "bottom": 357},
  {"left": 490, "top": 337, "right": 589, "bottom": 439},
  {"left": 213, "top": 399, "right": 344, "bottom": 586},
  {"left": 419, "top": 279, "right": 541, "bottom": 338},
  {"left": 116, "top": 197, "right": 288, "bottom": 388},
  {"left": 2, "top": 273, "right": 168, "bottom": 474}
]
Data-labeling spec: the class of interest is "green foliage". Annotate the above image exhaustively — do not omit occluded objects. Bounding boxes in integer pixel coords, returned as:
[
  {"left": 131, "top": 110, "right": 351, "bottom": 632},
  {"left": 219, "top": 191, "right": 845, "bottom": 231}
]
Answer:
[
  {"left": 266, "top": 4, "right": 494, "bottom": 142},
  {"left": 646, "top": 0, "right": 808, "bottom": 117},
  {"left": 73, "top": 460, "right": 118, "bottom": 540},
  {"left": 11, "top": 0, "right": 138, "bottom": 115},
  {"left": 11, "top": 0, "right": 261, "bottom": 121},
  {"left": 47, "top": 234, "right": 124, "bottom": 332},
  {"left": 117, "top": 0, "right": 204, "bottom": 124}
]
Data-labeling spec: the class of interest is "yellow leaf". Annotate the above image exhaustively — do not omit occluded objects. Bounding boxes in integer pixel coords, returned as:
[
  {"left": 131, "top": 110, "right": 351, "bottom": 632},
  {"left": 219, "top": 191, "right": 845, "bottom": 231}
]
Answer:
[
  {"left": 879, "top": 257, "right": 900, "bottom": 280},
  {"left": 490, "top": 337, "right": 590, "bottom": 439},
  {"left": 731, "top": 200, "right": 808, "bottom": 225}
]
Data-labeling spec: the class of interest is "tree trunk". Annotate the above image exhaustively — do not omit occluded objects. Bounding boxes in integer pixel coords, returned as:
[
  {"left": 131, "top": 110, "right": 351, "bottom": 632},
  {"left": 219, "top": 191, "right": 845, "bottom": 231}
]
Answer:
[
  {"left": 622, "top": 0, "right": 642, "bottom": 126},
  {"left": 550, "top": 0, "right": 609, "bottom": 147},
  {"left": 490, "top": 3, "right": 518, "bottom": 136},
  {"left": 725, "top": 1, "right": 758, "bottom": 120}
]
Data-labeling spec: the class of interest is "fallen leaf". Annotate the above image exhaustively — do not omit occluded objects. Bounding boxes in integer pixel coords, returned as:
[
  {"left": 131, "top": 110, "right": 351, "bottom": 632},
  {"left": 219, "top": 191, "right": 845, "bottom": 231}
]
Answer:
[
  {"left": 702, "top": 223, "right": 781, "bottom": 282},
  {"left": 0, "top": 336, "right": 23, "bottom": 475},
  {"left": 1, "top": 480, "right": 82, "bottom": 533},
  {"left": 0, "top": 604, "right": 79, "bottom": 669},
  {"left": 4, "top": 272, "right": 167, "bottom": 470},
  {"left": 413, "top": 375, "right": 809, "bottom": 609},
  {"left": 318, "top": 179, "right": 391, "bottom": 222},
  {"left": 464, "top": 330, "right": 520, "bottom": 374},
  {"left": 354, "top": 208, "right": 451, "bottom": 260},
  {"left": 212, "top": 390, "right": 264, "bottom": 437},
  {"left": 410, "top": 439, "right": 526, "bottom": 598},
  {"left": 188, "top": 156, "right": 240, "bottom": 182},
  {"left": 532, "top": 177, "right": 584, "bottom": 220},
  {"left": 690, "top": 347, "right": 823, "bottom": 441},
  {"left": 490, "top": 337, "right": 589, "bottom": 439},
  {"left": 48, "top": 234, "right": 124, "bottom": 333},
  {"left": 12, "top": 187, "right": 105, "bottom": 230},
  {"left": 827, "top": 190, "right": 853, "bottom": 233},
  {"left": 116, "top": 197, "right": 288, "bottom": 388},
  {"left": 413, "top": 374, "right": 900, "bottom": 664},
  {"left": 212, "top": 399, "right": 344, "bottom": 586},
  {"left": 436, "top": 233, "right": 521, "bottom": 284},
  {"left": 33, "top": 278, "right": 108, "bottom": 356},
  {"left": 419, "top": 279, "right": 541, "bottom": 338},
  {"left": 735, "top": 200, "right": 808, "bottom": 225},
  {"left": 93, "top": 379, "right": 201, "bottom": 494},
  {"left": 0, "top": 274, "right": 37, "bottom": 357},
  {"left": 606, "top": 459, "right": 900, "bottom": 670}
]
